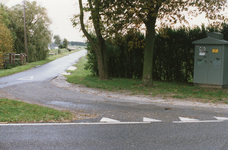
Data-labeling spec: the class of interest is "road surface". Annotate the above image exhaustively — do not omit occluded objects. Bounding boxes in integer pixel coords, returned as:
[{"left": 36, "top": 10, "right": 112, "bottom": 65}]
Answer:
[{"left": 0, "top": 50, "right": 228, "bottom": 150}]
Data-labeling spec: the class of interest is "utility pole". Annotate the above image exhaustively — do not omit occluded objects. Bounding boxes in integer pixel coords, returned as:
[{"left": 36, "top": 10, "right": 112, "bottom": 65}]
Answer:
[{"left": 23, "top": 0, "right": 28, "bottom": 62}]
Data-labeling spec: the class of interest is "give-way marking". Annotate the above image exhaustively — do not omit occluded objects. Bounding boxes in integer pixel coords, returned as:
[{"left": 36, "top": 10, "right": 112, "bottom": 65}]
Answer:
[
  {"left": 0, "top": 117, "right": 162, "bottom": 126},
  {"left": 100, "top": 117, "right": 162, "bottom": 123},
  {"left": 173, "top": 116, "right": 228, "bottom": 123},
  {"left": 17, "top": 76, "right": 34, "bottom": 81},
  {"left": 0, "top": 116, "right": 228, "bottom": 126},
  {"left": 143, "top": 117, "right": 162, "bottom": 122},
  {"left": 100, "top": 117, "right": 120, "bottom": 123}
]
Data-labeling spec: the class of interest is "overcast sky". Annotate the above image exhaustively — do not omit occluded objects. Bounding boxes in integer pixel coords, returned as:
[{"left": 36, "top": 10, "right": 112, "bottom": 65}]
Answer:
[
  {"left": 2, "top": 0, "right": 86, "bottom": 42},
  {"left": 1, "top": 0, "right": 227, "bottom": 43}
]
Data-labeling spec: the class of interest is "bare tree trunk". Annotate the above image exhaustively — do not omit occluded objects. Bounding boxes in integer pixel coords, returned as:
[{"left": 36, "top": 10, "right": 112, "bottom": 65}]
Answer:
[
  {"left": 96, "top": 37, "right": 109, "bottom": 79},
  {"left": 142, "top": 17, "right": 156, "bottom": 86},
  {"left": 78, "top": 0, "right": 109, "bottom": 80}
]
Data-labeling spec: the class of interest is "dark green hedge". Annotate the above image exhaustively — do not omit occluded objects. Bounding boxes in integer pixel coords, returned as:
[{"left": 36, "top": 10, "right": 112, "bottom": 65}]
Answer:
[{"left": 85, "top": 24, "right": 228, "bottom": 82}]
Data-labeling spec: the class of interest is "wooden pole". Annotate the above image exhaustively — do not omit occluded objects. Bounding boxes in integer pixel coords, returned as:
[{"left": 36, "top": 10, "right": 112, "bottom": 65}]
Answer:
[
  {"left": 12, "top": 53, "right": 15, "bottom": 64},
  {"left": 23, "top": 0, "right": 28, "bottom": 62},
  {"left": 9, "top": 53, "right": 12, "bottom": 63}
]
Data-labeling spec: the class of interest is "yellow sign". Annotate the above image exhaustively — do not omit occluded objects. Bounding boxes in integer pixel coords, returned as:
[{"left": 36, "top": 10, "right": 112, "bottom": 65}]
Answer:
[{"left": 212, "top": 49, "right": 219, "bottom": 53}]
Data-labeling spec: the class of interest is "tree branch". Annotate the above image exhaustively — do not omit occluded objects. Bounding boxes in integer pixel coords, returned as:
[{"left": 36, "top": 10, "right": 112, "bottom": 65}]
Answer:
[{"left": 79, "top": 0, "right": 98, "bottom": 51}]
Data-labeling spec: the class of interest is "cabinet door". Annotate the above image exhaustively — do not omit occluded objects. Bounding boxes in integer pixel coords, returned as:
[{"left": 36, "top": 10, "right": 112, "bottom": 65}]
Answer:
[
  {"left": 194, "top": 46, "right": 208, "bottom": 84},
  {"left": 207, "top": 46, "right": 222, "bottom": 85}
]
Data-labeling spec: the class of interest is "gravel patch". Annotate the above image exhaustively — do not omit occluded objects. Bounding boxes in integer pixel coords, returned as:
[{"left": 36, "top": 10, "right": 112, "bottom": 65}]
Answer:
[{"left": 51, "top": 74, "right": 228, "bottom": 109}]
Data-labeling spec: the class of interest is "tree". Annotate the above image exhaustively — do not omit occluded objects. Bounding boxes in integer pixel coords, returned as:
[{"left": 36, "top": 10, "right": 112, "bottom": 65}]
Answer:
[
  {"left": 103, "top": 0, "right": 227, "bottom": 86},
  {"left": 0, "top": 23, "right": 14, "bottom": 68},
  {"left": 0, "top": 4, "right": 10, "bottom": 27},
  {"left": 72, "top": 0, "right": 109, "bottom": 80},
  {"left": 63, "top": 38, "right": 69, "bottom": 48},
  {"left": 7, "top": 1, "right": 52, "bottom": 62},
  {"left": 54, "top": 35, "right": 61, "bottom": 47},
  {"left": 0, "top": 4, "right": 14, "bottom": 68}
]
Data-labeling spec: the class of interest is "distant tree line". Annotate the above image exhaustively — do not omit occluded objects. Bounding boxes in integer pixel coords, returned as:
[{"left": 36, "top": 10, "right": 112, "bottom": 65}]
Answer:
[
  {"left": 85, "top": 24, "right": 228, "bottom": 82},
  {"left": 69, "top": 41, "right": 86, "bottom": 46}
]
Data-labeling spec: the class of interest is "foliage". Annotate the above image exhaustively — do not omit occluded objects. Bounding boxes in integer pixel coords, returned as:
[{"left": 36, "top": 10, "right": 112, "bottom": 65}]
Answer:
[
  {"left": 153, "top": 25, "right": 207, "bottom": 82},
  {"left": 54, "top": 35, "right": 61, "bottom": 48},
  {"left": 72, "top": 0, "right": 109, "bottom": 80},
  {"left": 101, "top": 0, "right": 227, "bottom": 86},
  {"left": 85, "top": 24, "right": 228, "bottom": 82},
  {"left": 63, "top": 38, "right": 69, "bottom": 48},
  {"left": 0, "top": 4, "right": 10, "bottom": 27},
  {"left": 85, "top": 29, "right": 145, "bottom": 78},
  {"left": 67, "top": 56, "right": 228, "bottom": 104},
  {"left": 0, "top": 23, "right": 14, "bottom": 68},
  {"left": 7, "top": 1, "right": 52, "bottom": 62},
  {"left": 0, "top": 49, "right": 78, "bottom": 77}
]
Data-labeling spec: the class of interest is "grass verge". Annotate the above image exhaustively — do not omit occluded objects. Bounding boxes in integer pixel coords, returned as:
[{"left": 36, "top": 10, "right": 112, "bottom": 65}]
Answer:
[
  {"left": 0, "top": 98, "right": 72, "bottom": 123},
  {"left": 0, "top": 49, "right": 81, "bottom": 78},
  {"left": 66, "top": 57, "right": 228, "bottom": 104}
]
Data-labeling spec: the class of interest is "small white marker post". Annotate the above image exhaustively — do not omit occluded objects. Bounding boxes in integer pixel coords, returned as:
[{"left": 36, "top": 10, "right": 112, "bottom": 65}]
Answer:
[
  {"left": 67, "top": 66, "right": 77, "bottom": 71},
  {"left": 60, "top": 72, "right": 71, "bottom": 75}
]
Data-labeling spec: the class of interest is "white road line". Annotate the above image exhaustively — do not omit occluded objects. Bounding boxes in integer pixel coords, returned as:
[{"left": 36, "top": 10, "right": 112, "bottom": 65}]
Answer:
[
  {"left": 179, "top": 117, "right": 199, "bottom": 122},
  {"left": 143, "top": 117, "right": 162, "bottom": 122},
  {"left": 0, "top": 122, "right": 151, "bottom": 126},
  {"left": 100, "top": 117, "right": 120, "bottom": 123},
  {"left": 1, "top": 116, "right": 227, "bottom": 126},
  {"left": 17, "top": 76, "right": 34, "bottom": 80}
]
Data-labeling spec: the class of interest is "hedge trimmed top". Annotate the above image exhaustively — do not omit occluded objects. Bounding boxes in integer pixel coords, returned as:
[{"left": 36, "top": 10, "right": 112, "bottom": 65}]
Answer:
[{"left": 193, "top": 32, "right": 228, "bottom": 45}]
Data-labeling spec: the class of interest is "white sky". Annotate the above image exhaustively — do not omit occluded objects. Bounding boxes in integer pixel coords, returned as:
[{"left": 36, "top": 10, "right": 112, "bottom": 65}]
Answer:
[
  {"left": 3, "top": 0, "right": 86, "bottom": 42},
  {"left": 1, "top": 0, "right": 227, "bottom": 42}
]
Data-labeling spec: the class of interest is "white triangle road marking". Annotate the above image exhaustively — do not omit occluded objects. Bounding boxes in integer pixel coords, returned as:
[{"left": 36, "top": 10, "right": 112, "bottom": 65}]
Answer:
[
  {"left": 100, "top": 117, "right": 120, "bottom": 123},
  {"left": 173, "top": 116, "right": 225, "bottom": 123},
  {"left": 214, "top": 116, "right": 228, "bottom": 120},
  {"left": 179, "top": 117, "right": 199, "bottom": 122},
  {"left": 143, "top": 117, "right": 162, "bottom": 122},
  {"left": 17, "top": 76, "right": 34, "bottom": 81}
]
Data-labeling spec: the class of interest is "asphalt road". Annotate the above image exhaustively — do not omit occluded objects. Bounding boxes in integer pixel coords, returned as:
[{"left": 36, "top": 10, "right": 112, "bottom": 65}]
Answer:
[
  {"left": 1, "top": 50, "right": 228, "bottom": 150},
  {"left": 0, "top": 50, "right": 87, "bottom": 88},
  {"left": 1, "top": 122, "right": 228, "bottom": 150}
]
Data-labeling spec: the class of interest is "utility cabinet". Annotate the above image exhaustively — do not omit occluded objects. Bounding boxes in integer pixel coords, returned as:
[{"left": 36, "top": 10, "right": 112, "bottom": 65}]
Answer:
[{"left": 192, "top": 32, "right": 228, "bottom": 88}]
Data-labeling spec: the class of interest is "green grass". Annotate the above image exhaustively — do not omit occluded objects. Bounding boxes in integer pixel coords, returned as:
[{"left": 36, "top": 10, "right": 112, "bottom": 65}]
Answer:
[
  {"left": 0, "top": 98, "right": 72, "bottom": 123},
  {"left": 0, "top": 49, "right": 80, "bottom": 78},
  {"left": 66, "top": 57, "right": 228, "bottom": 104}
]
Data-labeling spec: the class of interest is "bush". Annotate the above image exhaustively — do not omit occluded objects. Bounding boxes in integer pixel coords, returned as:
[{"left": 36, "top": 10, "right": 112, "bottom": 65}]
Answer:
[{"left": 85, "top": 24, "right": 228, "bottom": 82}]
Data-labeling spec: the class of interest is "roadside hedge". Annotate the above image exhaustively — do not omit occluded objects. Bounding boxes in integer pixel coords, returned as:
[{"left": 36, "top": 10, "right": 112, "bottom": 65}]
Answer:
[{"left": 85, "top": 24, "right": 228, "bottom": 82}]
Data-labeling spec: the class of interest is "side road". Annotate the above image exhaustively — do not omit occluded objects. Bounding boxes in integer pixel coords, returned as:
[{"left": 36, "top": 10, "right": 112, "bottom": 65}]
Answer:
[
  {"left": 1, "top": 49, "right": 228, "bottom": 125},
  {"left": 51, "top": 74, "right": 228, "bottom": 110}
]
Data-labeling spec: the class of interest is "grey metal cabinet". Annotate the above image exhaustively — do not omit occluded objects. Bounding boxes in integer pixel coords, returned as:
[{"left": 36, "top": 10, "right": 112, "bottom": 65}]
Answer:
[{"left": 192, "top": 32, "right": 228, "bottom": 88}]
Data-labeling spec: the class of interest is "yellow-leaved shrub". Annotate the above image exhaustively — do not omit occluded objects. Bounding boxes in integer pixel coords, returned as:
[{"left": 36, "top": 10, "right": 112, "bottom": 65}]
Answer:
[{"left": 0, "top": 22, "right": 14, "bottom": 68}]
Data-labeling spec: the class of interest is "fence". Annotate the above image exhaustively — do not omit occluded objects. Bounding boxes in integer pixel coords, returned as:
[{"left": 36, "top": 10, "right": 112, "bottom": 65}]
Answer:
[{"left": 4, "top": 53, "right": 27, "bottom": 65}]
